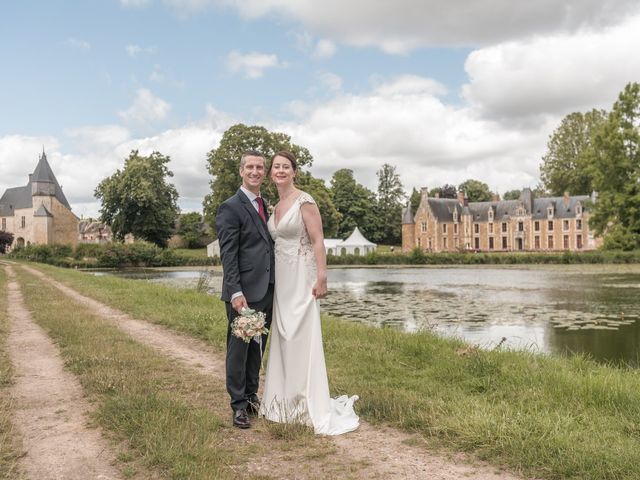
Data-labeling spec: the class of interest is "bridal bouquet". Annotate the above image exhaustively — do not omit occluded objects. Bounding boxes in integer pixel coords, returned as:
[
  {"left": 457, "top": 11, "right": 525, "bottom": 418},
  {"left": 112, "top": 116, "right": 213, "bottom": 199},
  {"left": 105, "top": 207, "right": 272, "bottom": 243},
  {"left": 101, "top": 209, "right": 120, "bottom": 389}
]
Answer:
[{"left": 232, "top": 308, "right": 269, "bottom": 343}]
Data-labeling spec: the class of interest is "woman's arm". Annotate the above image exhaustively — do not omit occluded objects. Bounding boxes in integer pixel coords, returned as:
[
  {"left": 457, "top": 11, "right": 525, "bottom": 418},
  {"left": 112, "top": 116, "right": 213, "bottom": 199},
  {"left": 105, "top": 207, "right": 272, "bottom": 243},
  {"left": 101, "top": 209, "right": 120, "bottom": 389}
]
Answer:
[{"left": 301, "top": 201, "right": 327, "bottom": 299}]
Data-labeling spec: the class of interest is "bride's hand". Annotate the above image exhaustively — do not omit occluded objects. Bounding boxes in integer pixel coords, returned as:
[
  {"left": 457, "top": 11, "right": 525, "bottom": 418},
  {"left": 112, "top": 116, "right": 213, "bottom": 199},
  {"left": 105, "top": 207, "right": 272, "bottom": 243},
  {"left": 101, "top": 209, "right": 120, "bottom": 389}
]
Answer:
[{"left": 312, "top": 277, "right": 327, "bottom": 299}]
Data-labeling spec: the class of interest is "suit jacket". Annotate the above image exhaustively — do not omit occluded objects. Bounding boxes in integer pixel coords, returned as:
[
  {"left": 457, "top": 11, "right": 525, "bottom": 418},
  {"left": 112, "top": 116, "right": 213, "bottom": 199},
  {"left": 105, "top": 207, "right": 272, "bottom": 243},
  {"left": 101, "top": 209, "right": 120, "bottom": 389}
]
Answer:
[{"left": 215, "top": 188, "right": 275, "bottom": 303}]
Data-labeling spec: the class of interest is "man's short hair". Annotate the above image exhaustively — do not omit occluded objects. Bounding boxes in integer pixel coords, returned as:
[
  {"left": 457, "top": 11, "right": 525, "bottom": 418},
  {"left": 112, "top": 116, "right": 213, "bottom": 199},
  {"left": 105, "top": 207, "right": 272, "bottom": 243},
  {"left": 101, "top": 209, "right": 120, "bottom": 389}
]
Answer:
[{"left": 240, "top": 149, "right": 265, "bottom": 168}]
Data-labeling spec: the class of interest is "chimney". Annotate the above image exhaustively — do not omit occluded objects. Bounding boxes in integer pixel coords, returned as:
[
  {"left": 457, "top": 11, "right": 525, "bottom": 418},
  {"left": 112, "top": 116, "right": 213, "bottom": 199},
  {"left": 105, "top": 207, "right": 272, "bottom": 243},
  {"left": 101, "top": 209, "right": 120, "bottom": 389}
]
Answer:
[
  {"left": 457, "top": 191, "right": 465, "bottom": 205},
  {"left": 563, "top": 191, "right": 570, "bottom": 206},
  {"left": 464, "top": 197, "right": 469, "bottom": 207},
  {"left": 492, "top": 193, "right": 501, "bottom": 202},
  {"left": 420, "top": 187, "right": 429, "bottom": 203}
]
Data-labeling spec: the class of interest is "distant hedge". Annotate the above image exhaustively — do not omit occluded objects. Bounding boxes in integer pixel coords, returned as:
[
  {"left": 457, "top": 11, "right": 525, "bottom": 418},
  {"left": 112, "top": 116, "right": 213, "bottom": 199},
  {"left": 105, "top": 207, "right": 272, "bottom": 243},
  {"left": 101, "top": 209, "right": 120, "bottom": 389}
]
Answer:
[
  {"left": 7, "top": 242, "right": 220, "bottom": 268},
  {"left": 326, "top": 248, "right": 640, "bottom": 265},
  {"left": 6, "top": 243, "right": 640, "bottom": 268}
]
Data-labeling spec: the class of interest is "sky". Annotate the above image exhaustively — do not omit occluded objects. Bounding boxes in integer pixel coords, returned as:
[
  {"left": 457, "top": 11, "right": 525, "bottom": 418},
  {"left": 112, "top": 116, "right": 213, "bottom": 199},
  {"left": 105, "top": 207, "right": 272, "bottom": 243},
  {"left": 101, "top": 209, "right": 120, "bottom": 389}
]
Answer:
[{"left": 1, "top": 0, "right": 639, "bottom": 218}]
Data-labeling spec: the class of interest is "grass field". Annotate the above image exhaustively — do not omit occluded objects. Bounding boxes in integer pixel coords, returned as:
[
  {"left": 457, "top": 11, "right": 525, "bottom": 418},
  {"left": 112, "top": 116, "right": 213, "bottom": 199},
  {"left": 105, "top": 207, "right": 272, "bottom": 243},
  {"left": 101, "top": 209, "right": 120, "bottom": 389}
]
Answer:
[{"left": 20, "top": 261, "right": 640, "bottom": 480}]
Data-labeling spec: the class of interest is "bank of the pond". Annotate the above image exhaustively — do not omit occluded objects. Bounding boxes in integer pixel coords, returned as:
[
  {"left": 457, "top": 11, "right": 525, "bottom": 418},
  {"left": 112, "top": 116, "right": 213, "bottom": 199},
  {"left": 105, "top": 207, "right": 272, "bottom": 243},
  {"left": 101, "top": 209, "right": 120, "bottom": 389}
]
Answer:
[
  {"left": 6, "top": 242, "right": 640, "bottom": 268},
  {"left": 21, "top": 261, "right": 640, "bottom": 480}
]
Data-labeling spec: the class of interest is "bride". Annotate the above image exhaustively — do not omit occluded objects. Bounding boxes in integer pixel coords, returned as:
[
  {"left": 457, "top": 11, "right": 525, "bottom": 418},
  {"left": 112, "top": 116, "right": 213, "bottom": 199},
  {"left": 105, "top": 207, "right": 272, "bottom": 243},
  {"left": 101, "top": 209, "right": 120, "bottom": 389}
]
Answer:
[{"left": 259, "top": 150, "right": 359, "bottom": 435}]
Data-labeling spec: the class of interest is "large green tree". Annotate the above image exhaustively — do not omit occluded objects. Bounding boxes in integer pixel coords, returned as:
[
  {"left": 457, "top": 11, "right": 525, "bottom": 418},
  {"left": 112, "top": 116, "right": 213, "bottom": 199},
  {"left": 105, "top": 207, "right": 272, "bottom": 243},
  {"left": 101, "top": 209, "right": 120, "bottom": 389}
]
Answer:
[
  {"left": 503, "top": 189, "right": 521, "bottom": 200},
  {"left": 203, "top": 124, "right": 312, "bottom": 233},
  {"left": 330, "top": 169, "right": 379, "bottom": 239},
  {"left": 95, "top": 150, "right": 179, "bottom": 248},
  {"left": 295, "top": 171, "right": 340, "bottom": 238},
  {"left": 429, "top": 184, "right": 457, "bottom": 199},
  {"left": 409, "top": 187, "right": 421, "bottom": 214},
  {"left": 458, "top": 178, "right": 494, "bottom": 202},
  {"left": 589, "top": 83, "right": 640, "bottom": 250},
  {"left": 177, "top": 212, "right": 204, "bottom": 248},
  {"left": 540, "top": 109, "right": 607, "bottom": 196},
  {"left": 376, "top": 163, "right": 405, "bottom": 245}
]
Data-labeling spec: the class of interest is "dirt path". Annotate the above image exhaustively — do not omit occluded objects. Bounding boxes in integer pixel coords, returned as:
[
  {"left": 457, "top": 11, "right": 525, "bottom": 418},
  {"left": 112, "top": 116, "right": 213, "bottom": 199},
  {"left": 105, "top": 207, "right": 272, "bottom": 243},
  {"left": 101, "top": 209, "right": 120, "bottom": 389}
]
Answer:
[
  {"left": 4, "top": 265, "right": 122, "bottom": 480},
  {"left": 22, "top": 264, "right": 526, "bottom": 480}
]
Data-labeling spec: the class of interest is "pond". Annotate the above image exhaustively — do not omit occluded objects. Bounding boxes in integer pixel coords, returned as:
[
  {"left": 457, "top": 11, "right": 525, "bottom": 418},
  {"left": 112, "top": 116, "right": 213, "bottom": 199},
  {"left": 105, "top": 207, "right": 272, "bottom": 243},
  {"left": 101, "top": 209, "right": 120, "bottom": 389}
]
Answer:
[{"left": 92, "top": 265, "right": 640, "bottom": 366}]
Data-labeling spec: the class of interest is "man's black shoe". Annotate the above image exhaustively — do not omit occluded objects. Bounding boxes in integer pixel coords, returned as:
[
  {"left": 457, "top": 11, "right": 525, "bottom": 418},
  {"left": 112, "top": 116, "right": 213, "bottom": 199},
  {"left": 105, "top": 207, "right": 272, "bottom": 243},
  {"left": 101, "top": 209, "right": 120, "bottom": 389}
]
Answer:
[
  {"left": 247, "top": 397, "right": 260, "bottom": 417},
  {"left": 233, "top": 409, "right": 250, "bottom": 429}
]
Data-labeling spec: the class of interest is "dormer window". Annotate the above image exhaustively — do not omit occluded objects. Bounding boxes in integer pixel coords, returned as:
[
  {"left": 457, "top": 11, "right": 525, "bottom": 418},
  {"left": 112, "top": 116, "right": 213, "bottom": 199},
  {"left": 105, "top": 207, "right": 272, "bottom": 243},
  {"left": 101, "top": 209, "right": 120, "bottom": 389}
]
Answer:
[
  {"left": 576, "top": 203, "right": 582, "bottom": 216},
  {"left": 517, "top": 207, "right": 524, "bottom": 216},
  {"left": 488, "top": 209, "right": 494, "bottom": 222},
  {"left": 453, "top": 210, "right": 458, "bottom": 222},
  {"left": 547, "top": 206, "right": 554, "bottom": 218}
]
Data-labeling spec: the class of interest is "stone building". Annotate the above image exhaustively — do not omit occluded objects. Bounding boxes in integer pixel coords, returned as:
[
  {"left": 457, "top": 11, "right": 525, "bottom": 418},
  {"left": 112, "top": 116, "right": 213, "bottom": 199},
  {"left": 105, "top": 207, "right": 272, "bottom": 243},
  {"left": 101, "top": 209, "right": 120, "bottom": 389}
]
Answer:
[
  {"left": 78, "top": 219, "right": 113, "bottom": 244},
  {"left": 402, "top": 187, "right": 602, "bottom": 253},
  {"left": 0, "top": 151, "right": 79, "bottom": 249}
]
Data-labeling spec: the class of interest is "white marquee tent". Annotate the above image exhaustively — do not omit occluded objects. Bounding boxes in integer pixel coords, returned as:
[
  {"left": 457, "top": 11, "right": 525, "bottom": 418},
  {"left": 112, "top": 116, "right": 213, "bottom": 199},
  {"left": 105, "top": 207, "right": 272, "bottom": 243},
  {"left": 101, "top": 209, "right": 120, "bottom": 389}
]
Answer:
[{"left": 324, "top": 227, "right": 376, "bottom": 257}]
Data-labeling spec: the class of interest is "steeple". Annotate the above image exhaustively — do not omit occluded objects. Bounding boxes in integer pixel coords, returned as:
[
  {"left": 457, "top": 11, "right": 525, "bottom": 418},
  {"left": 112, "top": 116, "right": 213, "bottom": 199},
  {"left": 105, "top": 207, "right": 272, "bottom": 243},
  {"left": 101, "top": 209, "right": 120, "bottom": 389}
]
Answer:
[{"left": 30, "top": 149, "right": 71, "bottom": 208}]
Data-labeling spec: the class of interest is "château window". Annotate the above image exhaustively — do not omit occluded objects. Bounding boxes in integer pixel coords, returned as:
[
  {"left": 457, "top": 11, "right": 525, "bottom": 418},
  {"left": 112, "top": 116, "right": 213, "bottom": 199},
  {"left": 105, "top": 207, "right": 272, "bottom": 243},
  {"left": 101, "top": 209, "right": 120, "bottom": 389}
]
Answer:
[
  {"left": 534, "top": 221, "right": 540, "bottom": 231},
  {"left": 443, "top": 237, "right": 448, "bottom": 249},
  {"left": 488, "top": 210, "right": 494, "bottom": 222},
  {"left": 443, "top": 224, "right": 447, "bottom": 233},
  {"left": 489, "top": 223, "right": 494, "bottom": 234},
  {"left": 489, "top": 237, "right": 494, "bottom": 249},
  {"left": 548, "top": 221, "right": 554, "bottom": 231},
  {"left": 548, "top": 235, "right": 554, "bottom": 249},
  {"left": 474, "top": 237, "right": 480, "bottom": 249},
  {"left": 563, "top": 235, "right": 569, "bottom": 249},
  {"left": 474, "top": 224, "right": 479, "bottom": 234},
  {"left": 576, "top": 204, "right": 582, "bottom": 215},
  {"left": 421, "top": 222, "right": 427, "bottom": 233},
  {"left": 501, "top": 237, "right": 507, "bottom": 249},
  {"left": 21, "top": 216, "right": 25, "bottom": 228},
  {"left": 454, "top": 224, "right": 458, "bottom": 234},
  {"left": 453, "top": 211, "right": 458, "bottom": 222},
  {"left": 576, "top": 219, "right": 582, "bottom": 230},
  {"left": 547, "top": 206, "right": 554, "bottom": 218},
  {"left": 501, "top": 222, "right": 507, "bottom": 233},
  {"left": 1, "top": 218, "right": 5, "bottom": 230},
  {"left": 535, "top": 236, "right": 540, "bottom": 249},
  {"left": 518, "top": 221, "right": 524, "bottom": 232},
  {"left": 563, "top": 220, "right": 570, "bottom": 231},
  {"left": 577, "top": 234, "right": 583, "bottom": 249}
]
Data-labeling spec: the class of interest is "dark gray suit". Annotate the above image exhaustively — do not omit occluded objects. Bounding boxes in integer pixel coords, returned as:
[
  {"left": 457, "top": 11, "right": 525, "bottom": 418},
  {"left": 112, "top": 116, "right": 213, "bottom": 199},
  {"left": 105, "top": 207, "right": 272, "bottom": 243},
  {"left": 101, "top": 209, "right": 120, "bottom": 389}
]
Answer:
[{"left": 215, "top": 188, "right": 275, "bottom": 411}]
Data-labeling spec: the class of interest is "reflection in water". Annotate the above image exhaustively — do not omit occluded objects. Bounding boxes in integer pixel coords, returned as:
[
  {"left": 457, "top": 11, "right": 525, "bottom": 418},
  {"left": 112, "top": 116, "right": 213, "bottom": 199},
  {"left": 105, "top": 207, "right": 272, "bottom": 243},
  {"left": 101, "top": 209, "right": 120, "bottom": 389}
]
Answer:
[{"left": 92, "top": 265, "right": 640, "bottom": 366}]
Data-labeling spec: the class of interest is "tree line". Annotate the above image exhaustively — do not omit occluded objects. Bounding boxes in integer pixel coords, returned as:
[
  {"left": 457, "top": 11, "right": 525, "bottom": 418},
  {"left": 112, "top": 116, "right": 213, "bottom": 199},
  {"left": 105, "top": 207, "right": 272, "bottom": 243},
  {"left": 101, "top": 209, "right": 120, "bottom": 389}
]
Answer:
[{"left": 92, "top": 82, "right": 639, "bottom": 251}]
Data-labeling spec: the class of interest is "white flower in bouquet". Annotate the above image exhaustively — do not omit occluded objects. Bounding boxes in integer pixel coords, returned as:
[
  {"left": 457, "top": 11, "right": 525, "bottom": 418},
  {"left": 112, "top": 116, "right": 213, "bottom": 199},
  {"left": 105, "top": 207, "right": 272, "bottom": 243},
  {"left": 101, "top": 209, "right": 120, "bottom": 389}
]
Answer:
[{"left": 232, "top": 308, "right": 268, "bottom": 343}]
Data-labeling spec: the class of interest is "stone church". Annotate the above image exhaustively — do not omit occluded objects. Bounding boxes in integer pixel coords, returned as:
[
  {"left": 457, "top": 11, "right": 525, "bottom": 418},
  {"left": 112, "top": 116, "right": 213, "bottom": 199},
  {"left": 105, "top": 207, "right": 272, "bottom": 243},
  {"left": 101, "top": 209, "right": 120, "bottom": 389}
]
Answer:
[
  {"left": 402, "top": 187, "right": 602, "bottom": 253},
  {"left": 0, "top": 150, "right": 79, "bottom": 249}
]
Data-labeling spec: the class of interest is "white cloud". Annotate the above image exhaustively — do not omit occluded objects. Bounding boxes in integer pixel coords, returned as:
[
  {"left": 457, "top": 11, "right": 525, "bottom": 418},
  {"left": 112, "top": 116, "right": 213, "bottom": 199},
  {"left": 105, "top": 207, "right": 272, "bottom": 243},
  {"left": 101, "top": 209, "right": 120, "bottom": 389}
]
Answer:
[
  {"left": 227, "top": 0, "right": 640, "bottom": 52},
  {"left": 126, "top": 44, "right": 157, "bottom": 57},
  {"left": 226, "top": 50, "right": 284, "bottom": 79},
  {"left": 318, "top": 72, "right": 342, "bottom": 92},
  {"left": 119, "top": 88, "right": 171, "bottom": 125},
  {"left": 65, "top": 37, "right": 91, "bottom": 51},
  {"left": 313, "top": 39, "right": 336, "bottom": 59},
  {"left": 120, "top": 0, "right": 152, "bottom": 7},
  {"left": 462, "top": 14, "right": 640, "bottom": 123}
]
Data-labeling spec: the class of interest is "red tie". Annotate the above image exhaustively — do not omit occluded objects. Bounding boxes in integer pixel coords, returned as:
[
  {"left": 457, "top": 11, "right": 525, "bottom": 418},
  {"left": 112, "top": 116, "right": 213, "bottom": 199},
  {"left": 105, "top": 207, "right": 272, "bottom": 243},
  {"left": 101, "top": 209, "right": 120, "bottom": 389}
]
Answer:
[{"left": 256, "top": 196, "right": 267, "bottom": 223}]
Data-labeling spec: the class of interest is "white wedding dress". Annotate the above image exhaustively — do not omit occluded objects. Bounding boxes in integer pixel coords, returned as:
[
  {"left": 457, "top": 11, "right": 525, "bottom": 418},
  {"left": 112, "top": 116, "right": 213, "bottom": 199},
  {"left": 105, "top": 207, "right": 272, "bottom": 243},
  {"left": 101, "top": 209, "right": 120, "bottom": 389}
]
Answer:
[{"left": 260, "top": 192, "right": 359, "bottom": 435}]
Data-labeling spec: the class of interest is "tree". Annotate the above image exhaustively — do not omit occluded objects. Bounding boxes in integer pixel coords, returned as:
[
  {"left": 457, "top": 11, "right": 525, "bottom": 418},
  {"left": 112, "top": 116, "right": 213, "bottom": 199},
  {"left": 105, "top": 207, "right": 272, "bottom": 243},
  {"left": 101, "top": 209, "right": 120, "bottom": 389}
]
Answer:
[
  {"left": 457, "top": 179, "right": 494, "bottom": 202},
  {"left": 0, "top": 231, "right": 14, "bottom": 253},
  {"left": 503, "top": 189, "right": 521, "bottom": 200},
  {"left": 178, "top": 212, "right": 204, "bottom": 249},
  {"left": 295, "top": 171, "right": 340, "bottom": 238},
  {"left": 376, "top": 163, "right": 405, "bottom": 245},
  {"left": 330, "top": 169, "right": 379, "bottom": 239},
  {"left": 203, "top": 124, "right": 312, "bottom": 233},
  {"left": 540, "top": 109, "right": 607, "bottom": 196},
  {"left": 95, "top": 150, "right": 179, "bottom": 248},
  {"left": 429, "top": 184, "right": 457, "bottom": 199},
  {"left": 589, "top": 83, "right": 640, "bottom": 250}
]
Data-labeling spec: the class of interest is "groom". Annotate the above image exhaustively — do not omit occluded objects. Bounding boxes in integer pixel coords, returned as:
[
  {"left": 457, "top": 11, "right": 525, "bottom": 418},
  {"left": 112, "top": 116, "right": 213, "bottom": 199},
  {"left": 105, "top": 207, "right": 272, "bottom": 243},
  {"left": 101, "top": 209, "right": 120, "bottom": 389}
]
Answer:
[{"left": 215, "top": 150, "right": 275, "bottom": 429}]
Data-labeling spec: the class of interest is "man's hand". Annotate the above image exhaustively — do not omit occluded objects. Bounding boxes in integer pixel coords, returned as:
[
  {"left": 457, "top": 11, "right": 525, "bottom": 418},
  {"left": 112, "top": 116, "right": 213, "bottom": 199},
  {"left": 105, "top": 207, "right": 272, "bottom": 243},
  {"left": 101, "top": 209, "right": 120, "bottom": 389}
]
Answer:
[{"left": 232, "top": 294, "right": 249, "bottom": 313}]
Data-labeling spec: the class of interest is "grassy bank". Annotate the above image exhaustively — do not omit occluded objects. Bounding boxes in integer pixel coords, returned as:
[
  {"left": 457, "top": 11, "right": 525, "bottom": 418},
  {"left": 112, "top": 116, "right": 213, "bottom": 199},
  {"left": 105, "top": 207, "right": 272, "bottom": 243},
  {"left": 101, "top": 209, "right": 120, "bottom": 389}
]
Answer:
[
  {"left": 0, "top": 267, "right": 23, "bottom": 480},
  {"left": 13, "top": 266, "right": 241, "bottom": 479},
  {"left": 24, "top": 262, "right": 640, "bottom": 479}
]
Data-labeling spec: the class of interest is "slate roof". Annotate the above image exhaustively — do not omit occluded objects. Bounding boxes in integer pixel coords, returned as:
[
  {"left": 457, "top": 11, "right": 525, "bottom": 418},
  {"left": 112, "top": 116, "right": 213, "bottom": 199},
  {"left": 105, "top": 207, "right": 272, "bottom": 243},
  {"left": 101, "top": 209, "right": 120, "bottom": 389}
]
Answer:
[
  {"left": 0, "top": 151, "right": 71, "bottom": 217},
  {"left": 34, "top": 204, "right": 53, "bottom": 217},
  {"left": 409, "top": 189, "right": 591, "bottom": 223},
  {"left": 401, "top": 205, "right": 414, "bottom": 224}
]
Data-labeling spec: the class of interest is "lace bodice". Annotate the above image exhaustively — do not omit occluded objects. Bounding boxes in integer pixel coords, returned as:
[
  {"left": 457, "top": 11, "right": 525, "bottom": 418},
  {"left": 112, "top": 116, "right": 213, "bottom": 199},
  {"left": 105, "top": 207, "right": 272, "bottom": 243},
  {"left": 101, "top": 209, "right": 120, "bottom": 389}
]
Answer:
[{"left": 268, "top": 192, "right": 317, "bottom": 273}]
